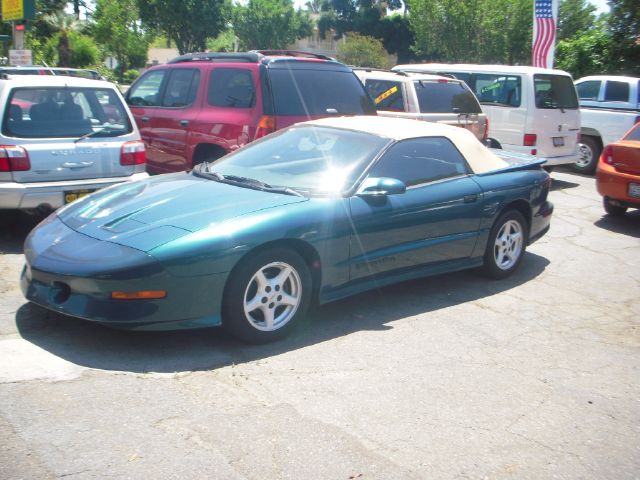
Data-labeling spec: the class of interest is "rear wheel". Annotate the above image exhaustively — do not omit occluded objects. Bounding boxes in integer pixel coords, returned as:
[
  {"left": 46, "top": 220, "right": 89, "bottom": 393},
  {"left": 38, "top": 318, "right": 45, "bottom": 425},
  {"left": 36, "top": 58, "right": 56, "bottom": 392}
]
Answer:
[
  {"left": 574, "top": 136, "right": 601, "bottom": 175},
  {"left": 222, "top": 248, "right": 311, "bottom": 343},
  {"left": 603, "top": 197, "right": 627, "bottom": 217},
  {"left": 481, "top": 210, "right": 528, "bottom": 279}
]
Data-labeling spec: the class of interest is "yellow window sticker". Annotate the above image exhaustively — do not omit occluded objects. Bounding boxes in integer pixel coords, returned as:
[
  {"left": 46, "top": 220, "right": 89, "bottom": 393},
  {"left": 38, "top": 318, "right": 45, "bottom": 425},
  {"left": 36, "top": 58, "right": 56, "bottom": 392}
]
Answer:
[{"left": 375, "top": 85, "right": 398, "bottom": 104}]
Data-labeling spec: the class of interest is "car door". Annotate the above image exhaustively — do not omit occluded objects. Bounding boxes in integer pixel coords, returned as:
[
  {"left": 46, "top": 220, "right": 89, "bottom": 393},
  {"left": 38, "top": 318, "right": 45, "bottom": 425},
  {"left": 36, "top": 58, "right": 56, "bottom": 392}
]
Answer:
[{"left": 349, "top": 137, "right": 484, "bottom": 280}]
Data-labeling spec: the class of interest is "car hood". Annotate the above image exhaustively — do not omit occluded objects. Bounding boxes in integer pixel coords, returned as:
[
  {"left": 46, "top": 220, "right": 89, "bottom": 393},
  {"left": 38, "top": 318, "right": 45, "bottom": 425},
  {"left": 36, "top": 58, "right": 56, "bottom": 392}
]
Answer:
[{"left": 57, "top": 173, "right": 308, "bottom": 252}]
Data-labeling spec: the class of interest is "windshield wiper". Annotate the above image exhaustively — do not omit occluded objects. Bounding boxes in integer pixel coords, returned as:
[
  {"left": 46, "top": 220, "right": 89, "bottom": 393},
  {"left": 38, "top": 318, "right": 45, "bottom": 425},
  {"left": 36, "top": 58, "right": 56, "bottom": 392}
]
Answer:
[
  {"left": 193, "top": 166, "right": 303, "bottom": 197},
  {"left": 74, "top": 126, "right": 122, "bottom": 143}
]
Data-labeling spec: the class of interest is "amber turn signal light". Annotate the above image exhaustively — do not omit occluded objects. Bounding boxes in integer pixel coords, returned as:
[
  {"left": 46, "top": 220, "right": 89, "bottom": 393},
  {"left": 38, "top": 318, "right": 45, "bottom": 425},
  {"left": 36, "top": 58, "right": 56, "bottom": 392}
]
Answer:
[{"left": 111, "top": 290, "right": 167, "bottom": 300}]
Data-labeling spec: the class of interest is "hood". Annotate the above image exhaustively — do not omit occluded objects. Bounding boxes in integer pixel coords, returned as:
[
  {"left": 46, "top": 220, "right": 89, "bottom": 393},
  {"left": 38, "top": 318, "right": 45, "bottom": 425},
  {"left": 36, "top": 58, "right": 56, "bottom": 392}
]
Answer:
[{"left": 57, "top": 173, "right": 308, "bottom": 251}]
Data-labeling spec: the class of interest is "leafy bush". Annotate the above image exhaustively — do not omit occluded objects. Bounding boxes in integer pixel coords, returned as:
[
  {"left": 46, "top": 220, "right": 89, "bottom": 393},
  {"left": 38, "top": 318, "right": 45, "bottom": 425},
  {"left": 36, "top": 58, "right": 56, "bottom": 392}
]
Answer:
[
  {"left": 123, "top": 69, "right": 141, "bottom": 84},
  {"left": 337, "top": 33, "right": 390, "bottom": 69}
]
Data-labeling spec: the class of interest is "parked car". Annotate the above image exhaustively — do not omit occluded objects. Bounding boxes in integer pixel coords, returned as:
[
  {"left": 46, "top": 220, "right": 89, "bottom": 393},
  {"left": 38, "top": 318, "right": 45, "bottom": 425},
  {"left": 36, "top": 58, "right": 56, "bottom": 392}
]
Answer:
[
  {"left": 0, "top": 75, "right": 147, "bottom": 212},
  {"left": 353, "top": 68, "right": 490, "bottom": 143},
  {"left": 125, "top": 50, "right": 377, "bottom": 174},
  {"left": 596, "top": 122, "right": 640, "bottom": 216},
  {"left": 392, "top": 63, "right": 581, "bottom": 169},
  {"left": 574, "top": 75, "right": 639, "bottom": 174},
  {"left": 21, "top": 116, "right": 553, "bottom": 343},
  {"left": 0, "top": 66, "right": 105, "bottom": 80}
]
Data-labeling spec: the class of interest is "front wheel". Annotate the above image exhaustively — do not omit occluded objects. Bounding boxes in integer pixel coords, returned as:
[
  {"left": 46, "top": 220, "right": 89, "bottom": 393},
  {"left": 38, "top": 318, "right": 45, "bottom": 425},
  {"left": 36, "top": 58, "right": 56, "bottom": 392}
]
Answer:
[
  {"left": 481, "top": 210, "right": 528, "bottom": 279},
  {"left": 574, "top": 136, "right": 601, "bottom": 175},
  {"left": 222, "top": 248, "right": 311, "bottom": 343}
]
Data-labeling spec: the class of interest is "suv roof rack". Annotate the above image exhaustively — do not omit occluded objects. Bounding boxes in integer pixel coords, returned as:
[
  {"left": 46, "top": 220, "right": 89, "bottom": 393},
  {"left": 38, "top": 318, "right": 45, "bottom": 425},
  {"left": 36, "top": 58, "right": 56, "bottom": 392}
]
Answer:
[
  {"left": 168, "top": 52, "right": 261, "bottom": 64},
  {"left": 252, "top": 50, "right": 334, "bottom": 61},
  {"left": 352, "top": 67, "right": 409, "bottom": 77}
]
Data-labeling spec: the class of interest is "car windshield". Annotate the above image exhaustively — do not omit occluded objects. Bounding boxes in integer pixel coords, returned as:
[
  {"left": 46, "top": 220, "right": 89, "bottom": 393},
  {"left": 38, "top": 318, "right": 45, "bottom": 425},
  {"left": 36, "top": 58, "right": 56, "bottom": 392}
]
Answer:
[
  {"left": 2, "top": 86, "right": 132, "bottom": 138},
  {"left": 202, "top": 125, "right": 389, "bottom": 194}
]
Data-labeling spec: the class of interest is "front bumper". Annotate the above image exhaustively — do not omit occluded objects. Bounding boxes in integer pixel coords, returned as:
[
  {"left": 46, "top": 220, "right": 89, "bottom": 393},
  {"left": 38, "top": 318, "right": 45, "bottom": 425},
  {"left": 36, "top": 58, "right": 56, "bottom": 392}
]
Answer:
[
  {"left": 529, "top": 200, "right": 554, "bottom": 244},
  {"left": 0, "top": 172, "right": 149, "bottom": 210},
  {"left": 21, "top": 217, "right": 227, "bottom": 330}
]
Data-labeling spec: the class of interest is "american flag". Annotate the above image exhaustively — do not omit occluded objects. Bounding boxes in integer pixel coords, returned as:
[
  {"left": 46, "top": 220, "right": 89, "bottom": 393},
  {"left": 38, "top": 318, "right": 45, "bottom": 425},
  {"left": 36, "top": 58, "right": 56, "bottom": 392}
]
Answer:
[{"left": 532, "top": 0, "right": 557, "bottom": 68}]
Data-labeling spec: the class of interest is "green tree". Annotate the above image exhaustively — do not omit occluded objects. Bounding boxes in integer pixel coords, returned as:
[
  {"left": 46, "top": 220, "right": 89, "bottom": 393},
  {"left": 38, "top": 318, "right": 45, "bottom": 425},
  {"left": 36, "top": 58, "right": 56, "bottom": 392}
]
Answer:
[
  {"left": 607, "top": 0, "right": 640, "bottom": 75},
  {"left": 93, "top": 0, "right": 150, "bottom": 80},
  {"left": 37, "top": 30, "right": 99, "bottom": 67},
  {"left": 557, "top": 0, "right": 596, "bottom": 41},
  {"left": 336, "top": 32, "right": 389, "bottom": 68},
  {"left": 138, "top": 0, "right": 230, "bottom": 55},
  {"left": 39, "top": 11, "right": 82, "bottom": 67},
  {"left": 555, "top": 23, "right": 611, "bottom": 77},
  {"left": 233, "top": 0, "right": 313, "bottom": 50}
]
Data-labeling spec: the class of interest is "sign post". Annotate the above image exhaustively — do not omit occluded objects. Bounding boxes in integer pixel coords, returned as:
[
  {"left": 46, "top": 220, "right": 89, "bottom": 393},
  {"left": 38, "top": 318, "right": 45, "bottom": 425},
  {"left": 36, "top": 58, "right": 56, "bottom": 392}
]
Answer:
[{"left": 1, "top": 0, "right": 35, "bottom": 63}]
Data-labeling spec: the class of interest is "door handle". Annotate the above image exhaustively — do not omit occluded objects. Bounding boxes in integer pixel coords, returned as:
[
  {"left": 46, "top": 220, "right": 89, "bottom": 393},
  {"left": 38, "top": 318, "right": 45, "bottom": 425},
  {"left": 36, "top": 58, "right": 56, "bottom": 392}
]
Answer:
[
  {"left": 141, "top": 116, "right": 150, "bottom": 122},
  {"left": 464, "top": 194, "right": 478, "bottom": 203},
  {"left": 180, "top": 120, "right": 189, "bottom": 127}
]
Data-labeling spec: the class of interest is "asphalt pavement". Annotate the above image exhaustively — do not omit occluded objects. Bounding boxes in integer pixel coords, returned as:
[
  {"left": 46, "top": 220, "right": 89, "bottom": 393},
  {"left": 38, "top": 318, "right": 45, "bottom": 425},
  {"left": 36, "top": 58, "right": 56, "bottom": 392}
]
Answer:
[{"left": 0, "top": 168, "right": 638, "bottom": 479}]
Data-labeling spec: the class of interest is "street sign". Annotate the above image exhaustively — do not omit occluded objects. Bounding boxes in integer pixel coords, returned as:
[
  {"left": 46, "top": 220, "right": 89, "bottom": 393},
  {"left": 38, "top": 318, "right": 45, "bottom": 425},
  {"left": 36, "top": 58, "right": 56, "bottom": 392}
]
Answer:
[
  {"left": 1, "top": 0, "right": 35, "bottom": 21},
  {"left": 104, "top": 56, "right": 118, "bottom": 69},
  {"left": 9, "top": 49, "right": 31, "bottom": 65}
]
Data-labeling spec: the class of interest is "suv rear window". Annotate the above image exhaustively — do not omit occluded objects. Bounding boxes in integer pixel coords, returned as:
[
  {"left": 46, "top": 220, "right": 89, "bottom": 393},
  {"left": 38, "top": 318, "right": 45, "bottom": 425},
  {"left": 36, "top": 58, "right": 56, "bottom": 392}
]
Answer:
[
  {"left": 208, "top": 68, "right": 255, "bottom": 108},
  {"left": 414, "top": 80, "right": 482, "bottom": 114},
  {"left": 269, "top": 69, "right": 376, "bottom": 116},
  {"left": 3, "top": 87, "right": 132, "bottom": 138},
  {"left": 534, "top": 74, "right": 579, "bottom": 109},
  {"left": 364, "top": 79, "right": 404, "bottom": 111}
]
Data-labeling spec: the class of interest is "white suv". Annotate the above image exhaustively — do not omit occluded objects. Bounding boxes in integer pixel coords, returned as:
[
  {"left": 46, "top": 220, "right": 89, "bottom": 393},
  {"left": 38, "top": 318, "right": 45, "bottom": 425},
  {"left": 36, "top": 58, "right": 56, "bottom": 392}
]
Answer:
[{"left": 0, "top": 75, "right": 147, "bottom": 212}]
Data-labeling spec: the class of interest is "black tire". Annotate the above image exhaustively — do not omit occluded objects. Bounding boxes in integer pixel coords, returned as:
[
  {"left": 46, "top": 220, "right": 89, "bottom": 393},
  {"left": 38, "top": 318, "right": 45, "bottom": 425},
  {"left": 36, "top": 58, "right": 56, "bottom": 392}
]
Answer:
[
  {"left": 574, "top": 136, "right": 601, "bottom": 175},
  {"left": 222, "top": 248, "right": 311, "bottom": 344},
  {"left": 481, "top": 210, "right": 528, "bottom": 280},
  {"left": 603, "top": 197, "right": 627, "bottom": 217}
]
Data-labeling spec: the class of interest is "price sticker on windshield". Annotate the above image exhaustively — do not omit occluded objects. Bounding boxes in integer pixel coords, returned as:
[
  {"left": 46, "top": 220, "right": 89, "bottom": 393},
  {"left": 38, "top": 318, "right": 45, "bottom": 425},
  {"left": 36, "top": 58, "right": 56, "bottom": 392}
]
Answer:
[{"left": 374, "top": 85, "right": 398, "bottom": 104}]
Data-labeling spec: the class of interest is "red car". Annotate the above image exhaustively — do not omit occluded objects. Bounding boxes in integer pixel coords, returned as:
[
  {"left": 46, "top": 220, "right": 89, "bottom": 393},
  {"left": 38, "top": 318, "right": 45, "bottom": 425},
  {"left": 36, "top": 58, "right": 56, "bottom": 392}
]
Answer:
[
  {"left": 596, "top": 122, "right": 640, "bottom": 216},
  {"left": 125, "top": 50, "right": 376, "bottom": 174}
]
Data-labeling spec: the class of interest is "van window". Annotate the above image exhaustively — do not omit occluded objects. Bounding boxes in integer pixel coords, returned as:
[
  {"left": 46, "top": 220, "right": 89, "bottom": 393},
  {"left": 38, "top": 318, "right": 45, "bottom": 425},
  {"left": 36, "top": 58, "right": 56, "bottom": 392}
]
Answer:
[
  {"left": 4, "top": 87, "right": 132, "bottom": 138},
  {"left": 604, "top": 81, "right": 629, "bottom": 102},
  {"left": 414, "top": 80, "right": 482, "bottom": 114},
  {"left": 208, "top": 68, "right": 255, "bottom": 108},
  {"left": 269, "top": 69, "right": 376, "bottom": 116},
  {"left": 162, "top": 69, "right": 200, "bottom": 107},
  {"left": 474, "top": 74, "right": 521, "bottom": 107},
  {"left": 364, "top": 79, "right": 404, "bottom": 111},
  {"left": 576, "top": 80, "right": 601, "bottom": 100},
  {"left": 534, "top": 74, "right": 579, "bottom": 109}
]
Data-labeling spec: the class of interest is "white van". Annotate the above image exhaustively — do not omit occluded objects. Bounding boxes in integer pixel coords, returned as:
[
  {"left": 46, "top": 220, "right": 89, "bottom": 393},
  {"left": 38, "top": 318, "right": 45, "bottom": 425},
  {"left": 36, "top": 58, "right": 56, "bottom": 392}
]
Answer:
[{"left": 392, "top": 64, "right": 581, "bottom": 167}]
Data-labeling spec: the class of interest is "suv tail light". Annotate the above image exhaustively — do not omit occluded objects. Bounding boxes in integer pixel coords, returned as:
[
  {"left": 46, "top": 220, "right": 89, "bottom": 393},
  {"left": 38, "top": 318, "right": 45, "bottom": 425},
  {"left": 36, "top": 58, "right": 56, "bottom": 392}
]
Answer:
[
  {"left": 120, "top": 141, "right": 146, "bottom": 166},
  {"left": 523, "top": 133, "right": 537, "bottom": 146},
  {"left": 255, "top": 115, "right": 276, "bottom": 140},
  {"left": 0, "top": 145, "right": 30, "bottom": 171},
  {"left": 601, "top": 144, "right": 614, "bottom": 165}
]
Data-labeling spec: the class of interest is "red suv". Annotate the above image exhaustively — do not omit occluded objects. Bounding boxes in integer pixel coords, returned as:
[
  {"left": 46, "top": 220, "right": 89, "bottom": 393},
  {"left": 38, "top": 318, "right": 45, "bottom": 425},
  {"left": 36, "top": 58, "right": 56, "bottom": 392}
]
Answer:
[{"left": 125, "top": 50, "right": 376, "bottom": 174}]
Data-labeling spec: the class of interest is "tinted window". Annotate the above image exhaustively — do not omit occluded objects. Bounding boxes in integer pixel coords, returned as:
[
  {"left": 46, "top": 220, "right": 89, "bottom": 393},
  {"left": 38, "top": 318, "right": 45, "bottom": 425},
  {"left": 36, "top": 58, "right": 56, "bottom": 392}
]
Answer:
[
  {"left": 210, "top": 125, "right": 388, "bottom": 193},
  {"left": 127, "top": 70, "right": 166, "bottom": 106},
  {"left": 369, "top": 137, "right": 469, "bottom": 186},
  {"left": 269, "top": 69, "right": 376, "bottom": 116},
  {"left": 576, "top": 80, "right": 601, "bottom": 100},
  {"left": 4, "top": 87, "right": 132, "bottom": 138},
  {"left": 208, "top": 68, "right": 255, "bottom": 108},
  {"left": 624, "top": 124, "right": 640, "bottom": 141},
  {"left": 474, "top": 74, "right": 522, "bottom": 107},
  {"left": 415, "top": 80, "right": 482, "bottom": 114},
  {"left": 162, "top": 69, "right": 199, "bottom": 107},
  {"left": 364, "top": 79, "right": 404, "bottom": 111},
  {"left": 534, "top": 74, "right": 579, "bottom": 109},
  {"left": 604, "top": 81, "right": 629, "bottom": 102}
]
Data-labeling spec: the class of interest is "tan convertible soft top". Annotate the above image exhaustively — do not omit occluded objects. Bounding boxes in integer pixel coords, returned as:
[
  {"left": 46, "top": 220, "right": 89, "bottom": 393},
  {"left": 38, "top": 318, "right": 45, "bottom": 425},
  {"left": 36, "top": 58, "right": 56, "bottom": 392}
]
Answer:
[{"left": 304, "top": 116, "right": 509, "bottom": 174}]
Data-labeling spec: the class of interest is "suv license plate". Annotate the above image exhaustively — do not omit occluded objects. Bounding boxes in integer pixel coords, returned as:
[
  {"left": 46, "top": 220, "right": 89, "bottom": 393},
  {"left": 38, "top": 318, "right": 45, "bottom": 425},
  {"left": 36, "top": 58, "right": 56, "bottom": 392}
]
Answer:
[
  {"left": 629, "top": 183, "right": 640, "bottom": 198},
  {"left": 65, "top": 189, "right": 95, "bottom": 204},
  {"left": 552, "top": 136, "right": 564, "bottom": 147}
]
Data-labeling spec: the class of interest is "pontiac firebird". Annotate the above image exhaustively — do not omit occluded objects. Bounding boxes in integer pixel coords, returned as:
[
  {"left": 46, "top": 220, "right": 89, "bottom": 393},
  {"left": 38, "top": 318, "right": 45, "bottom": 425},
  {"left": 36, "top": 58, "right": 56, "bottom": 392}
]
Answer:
[{"left": 21, "top": 116, "right": 553, "bottom": 343}]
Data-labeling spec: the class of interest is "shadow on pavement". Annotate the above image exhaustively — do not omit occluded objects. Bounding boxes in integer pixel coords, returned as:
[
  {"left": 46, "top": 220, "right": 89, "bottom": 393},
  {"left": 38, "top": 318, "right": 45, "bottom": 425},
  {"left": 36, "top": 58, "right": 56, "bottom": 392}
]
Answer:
[
  {"left": 16, "top": 252, "right": 550, "bottom": 374},
  {"left": 550, "top": 178, "right": 580, "bottom": 191},
  {"left": 0, "top": 211, "right": 46, "bottom": 255},
  {"left": 594, "top": 210, "right": 640, "bottom": 238}
]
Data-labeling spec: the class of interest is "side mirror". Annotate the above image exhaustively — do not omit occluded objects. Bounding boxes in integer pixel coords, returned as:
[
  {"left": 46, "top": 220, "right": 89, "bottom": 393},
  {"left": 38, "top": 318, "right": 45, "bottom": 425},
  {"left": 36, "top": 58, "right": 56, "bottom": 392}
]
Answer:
[{"left": 356, "top": 177, "right": 406, "bottom": 197}]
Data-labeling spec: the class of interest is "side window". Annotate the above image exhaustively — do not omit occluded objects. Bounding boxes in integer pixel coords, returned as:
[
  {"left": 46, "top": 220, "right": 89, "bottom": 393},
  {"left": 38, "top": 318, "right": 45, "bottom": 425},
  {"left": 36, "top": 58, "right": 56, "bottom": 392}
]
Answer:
[
  {"left": 576, "top": 80, "right": 601, "bottom": 100},
  {"left": 604, "top": 81, "right": 629, "bottom": 102},
  {"left": 162, "top": 69, "right": 200, "bottom": 108},
  {"left": 369, "top": 137, "right": 469, "bottom": 187},
  {"left": 127, "top": 70, "right": 166, "bottom": 107},
  {"left": 473, "top": 74, "right": 521, "bottom": 107},
  {"left": 364, "top": 79, "right": 405, "bottom": 111},
  {"left": 208, "top": 68, "right": 255, "bottom": 108}
]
